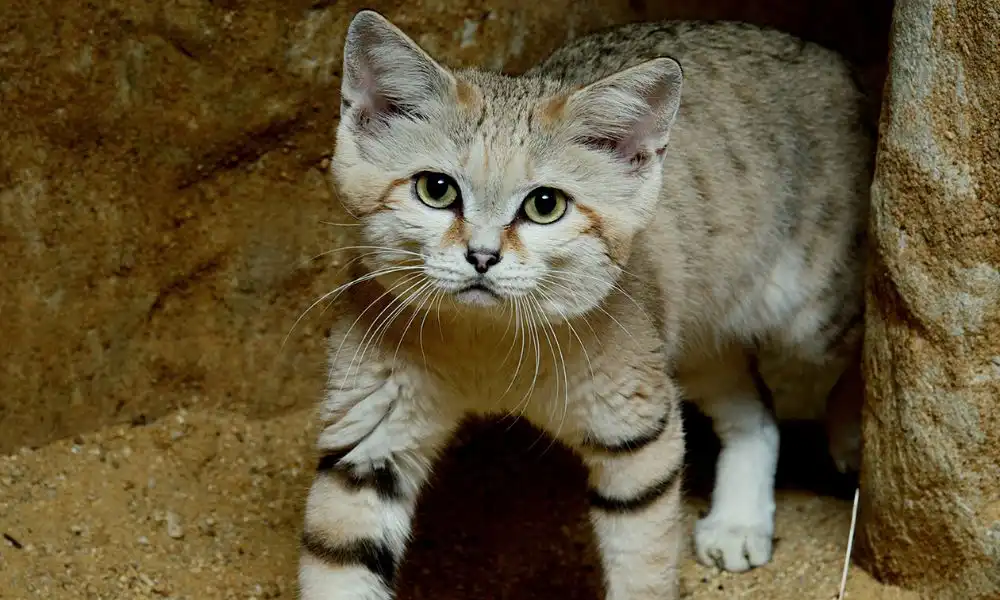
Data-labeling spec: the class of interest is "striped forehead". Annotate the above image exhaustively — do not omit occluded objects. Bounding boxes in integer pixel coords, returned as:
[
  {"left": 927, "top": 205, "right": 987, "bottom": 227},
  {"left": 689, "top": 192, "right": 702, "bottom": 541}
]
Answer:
[{"left": 455, "top": 77, "right": 552, "bottom": 219}]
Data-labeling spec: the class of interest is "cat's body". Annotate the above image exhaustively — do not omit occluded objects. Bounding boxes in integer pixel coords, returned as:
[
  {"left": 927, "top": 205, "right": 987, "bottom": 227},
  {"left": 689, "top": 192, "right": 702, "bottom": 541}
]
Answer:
[{"left": 299, "top": 11, "right": 871, "bottom": 600}]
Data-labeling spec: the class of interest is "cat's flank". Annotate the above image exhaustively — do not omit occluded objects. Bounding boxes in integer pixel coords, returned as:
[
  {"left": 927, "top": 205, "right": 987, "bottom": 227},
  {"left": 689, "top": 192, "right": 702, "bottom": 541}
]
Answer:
[{"left": 299, "top": 10, "right": 870, "bottom": 599}]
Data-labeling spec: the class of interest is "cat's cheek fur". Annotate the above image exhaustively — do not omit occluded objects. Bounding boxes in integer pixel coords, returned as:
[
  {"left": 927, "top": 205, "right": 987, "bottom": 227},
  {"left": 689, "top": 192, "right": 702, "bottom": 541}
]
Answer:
[
  {"left": 514, "top": 219, "right": 615, "bottom": 317},
  {"left": 361, "top": 201, "right": 454, "bottom": 260}
]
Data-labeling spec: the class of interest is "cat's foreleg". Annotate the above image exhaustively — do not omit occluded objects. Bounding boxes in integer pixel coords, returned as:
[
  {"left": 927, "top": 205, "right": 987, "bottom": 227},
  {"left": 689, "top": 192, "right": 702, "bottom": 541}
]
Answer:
[
  {"left": 572, "top": 379, "right": 686, "bottom": 600},
  {"left": 680, "top": 354, "right": 778, "bottom": 573},
  {"left": 298, "top": 374, "right": 457, "bottom": 600}
]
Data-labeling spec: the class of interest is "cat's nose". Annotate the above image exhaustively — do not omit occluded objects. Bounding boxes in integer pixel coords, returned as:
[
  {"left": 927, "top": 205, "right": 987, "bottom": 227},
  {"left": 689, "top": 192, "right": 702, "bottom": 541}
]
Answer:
[{"left": 465, "top": 248, "right": 501, "bottom": 274}]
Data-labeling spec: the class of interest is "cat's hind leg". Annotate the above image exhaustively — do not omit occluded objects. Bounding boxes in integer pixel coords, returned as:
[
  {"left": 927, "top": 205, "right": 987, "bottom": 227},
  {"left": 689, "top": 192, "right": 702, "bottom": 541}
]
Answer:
[
  {"left": 678, "top": 348, "right": 779, "bottom": 572},
  {"left": 298, "top": 373, "right": 459, "bottom": 600}
]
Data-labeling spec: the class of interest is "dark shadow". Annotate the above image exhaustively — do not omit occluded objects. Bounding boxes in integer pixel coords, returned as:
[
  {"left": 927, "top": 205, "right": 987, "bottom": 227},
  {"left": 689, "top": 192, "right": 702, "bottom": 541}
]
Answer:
[{"left": 398, "top": 404, "right": 858, "bottom": 599}]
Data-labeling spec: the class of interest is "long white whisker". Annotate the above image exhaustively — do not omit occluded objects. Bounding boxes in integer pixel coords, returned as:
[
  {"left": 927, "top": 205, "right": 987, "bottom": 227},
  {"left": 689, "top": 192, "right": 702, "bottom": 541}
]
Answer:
[
  {"left": 346, "top": 275, "right": 430, "bottom": 387},
  {"left": 319, "top": 221, "right": 363, "bottom": 227},
  {"left": 525, "top": 294, "right": 568, "bottom": 453},
  {"left": 282, "top": 265, "right": 425, "bottom": 352},
  {"left": 496, "top": 298, "right": 518, "bottom": 368},
  {"left": 337, "top": 273, "right": 426, "bottom": 389},
  {"left": 545, "top": 269, "right": 652, "bottom": 324},
  {"left": 391, "top": 279, "right": 438, "bottom": 368},
  {"left": 326, "top": 270, "right": 426, "bottom": 374},
  {"left": 315, "top": 245, "right": 426, "bottom": 258},
  {"left": 417, "top": 288, "right": 442, "bottom": 370},
  {"left": 503, "top": 295, "right": 537, "bottom": 426},
  {"left": 498, "top": 295, "right": 528, "bottom": 410},
  {"left": 513, "top": 295, "right": 544, "bottom": 423},
  {"left": 533, "top": 285, "right": 594, "bottom": 454},
  {"left": 541, "top": 274, "right": 638, "bottom": 346},
  {"left": 536, "top": 278, "right": 601, "bottom": 340}
]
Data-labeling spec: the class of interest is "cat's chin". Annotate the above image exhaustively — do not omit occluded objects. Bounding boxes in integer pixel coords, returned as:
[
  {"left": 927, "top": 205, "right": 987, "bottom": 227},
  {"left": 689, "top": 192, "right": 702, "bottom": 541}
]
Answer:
[{"left": 452, "top": 285, "right": 502, "bottom": 308}]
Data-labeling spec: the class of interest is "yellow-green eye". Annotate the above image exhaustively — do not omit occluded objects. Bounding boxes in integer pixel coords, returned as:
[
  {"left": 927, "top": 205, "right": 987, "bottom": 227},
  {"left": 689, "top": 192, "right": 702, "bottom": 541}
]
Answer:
[
  {"left": 522, "top": 187, "right": 568, "bottom": 224},
  {"left": 414, "top": 172, "right": 460, "bottom": 209}
]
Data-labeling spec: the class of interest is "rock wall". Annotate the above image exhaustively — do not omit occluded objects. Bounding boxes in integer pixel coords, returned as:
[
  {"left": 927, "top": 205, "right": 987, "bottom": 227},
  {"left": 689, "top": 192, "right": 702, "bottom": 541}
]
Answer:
[
  {"left": 0, "top": 0, "right": 892, "bottom": 454},
  {"left": 856, "top": 0, "right": 1000, "bottom": 597}
]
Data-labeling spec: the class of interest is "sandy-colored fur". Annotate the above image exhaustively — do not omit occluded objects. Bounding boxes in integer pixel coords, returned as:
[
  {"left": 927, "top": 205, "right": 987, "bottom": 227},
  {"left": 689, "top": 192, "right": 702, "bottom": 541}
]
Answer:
[{"left": 299, "top": 10, "right": 872, "bottom": 599}]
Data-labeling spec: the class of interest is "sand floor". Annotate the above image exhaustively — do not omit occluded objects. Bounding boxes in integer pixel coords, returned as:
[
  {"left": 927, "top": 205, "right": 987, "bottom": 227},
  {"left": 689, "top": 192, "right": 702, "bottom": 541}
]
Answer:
[{"left": 1, "top": 408, "right": 919, "bottom": 600}]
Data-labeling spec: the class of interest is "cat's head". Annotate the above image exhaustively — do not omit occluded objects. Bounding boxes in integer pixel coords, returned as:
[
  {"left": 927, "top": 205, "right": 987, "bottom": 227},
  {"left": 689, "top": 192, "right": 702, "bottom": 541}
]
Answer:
[{"left": 331, "top": 10, "right": 682, "bottom": 319}]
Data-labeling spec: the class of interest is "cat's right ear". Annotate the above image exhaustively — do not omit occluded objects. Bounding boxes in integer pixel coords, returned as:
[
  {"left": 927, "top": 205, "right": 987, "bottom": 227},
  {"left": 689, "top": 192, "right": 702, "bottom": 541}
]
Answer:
[{"left": 340, "top": 10, "right": 455, "bottom": 130}]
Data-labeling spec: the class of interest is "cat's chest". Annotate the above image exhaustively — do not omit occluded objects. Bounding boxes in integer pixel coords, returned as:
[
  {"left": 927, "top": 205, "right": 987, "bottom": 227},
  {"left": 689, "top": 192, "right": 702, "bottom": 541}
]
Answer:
[{"left": 408, "top": 341, "right": 590, "bottom": 421}]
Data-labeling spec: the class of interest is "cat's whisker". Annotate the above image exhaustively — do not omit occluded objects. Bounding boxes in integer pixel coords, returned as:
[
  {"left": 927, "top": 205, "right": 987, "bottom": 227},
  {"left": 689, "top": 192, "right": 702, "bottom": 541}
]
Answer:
[
  {"left": 518, "top": 295, "right": 545, "bottom": 421},
  {"left": 319, "top": 220, "right": 363, "bottom": 227},
  {"left": 336, "top": 272, "right": 427, "bottom": 390},
  {"left": 504, "top": 295, "right": 539, "bottom": 427},
  {"left": 346, "top": 275, "right": 431, "bottom": 387},
  {"left": 545, "top": 268, "right": 653, "bottom": 324},
  {"left": 525, "top": 293, "right": 570, "bottom": 454},
  {"left": 377, "top": 279, "right": 437, "bottom": 380},
  {"left": 539, "top": 274, "right": 635, "bottom": 346},
  {"left": 534, "top": 284, "right": 596, "bottom": 455},
  {"left": 499, "top": 295, "right": 528, "bottom": 406},
  {"left": 417, "top": 288, "right": 442, "bottom": 370},
  {"left": 282, "top": 265, "right": 426, "bottom": 353},
  {"left": 304, "top": 248, "right": 422, "bottom": 272},
  {"left": 495, "top": 295, "right": 519, "bottom": 368},
  {"left": 391, "top": 279, "right": 439, "bottom": 368},
  {"left": 326, "top": 269, "right": 427, "bottom": 375},
  {"left": 535, "top": 278, "right": 600, "bottom": 340},
  {"left": 535, "top": 282, "right": 595, "bottom": 382}
]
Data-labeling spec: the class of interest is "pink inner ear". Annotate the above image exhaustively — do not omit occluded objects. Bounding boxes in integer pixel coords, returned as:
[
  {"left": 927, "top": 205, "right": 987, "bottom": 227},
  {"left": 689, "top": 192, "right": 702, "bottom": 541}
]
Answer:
[
  {"left": 614, "top": 112, "right": 660, "bottom": 166},
  {"left": 354, "top": 62, "right": 383, "bottom": 112}
]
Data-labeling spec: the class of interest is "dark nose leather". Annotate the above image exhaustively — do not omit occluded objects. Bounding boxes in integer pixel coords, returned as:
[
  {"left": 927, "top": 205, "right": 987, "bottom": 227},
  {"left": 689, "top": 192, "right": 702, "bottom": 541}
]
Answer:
[{"left": 465, "top": 248, "right": 501, "bottom": 274}]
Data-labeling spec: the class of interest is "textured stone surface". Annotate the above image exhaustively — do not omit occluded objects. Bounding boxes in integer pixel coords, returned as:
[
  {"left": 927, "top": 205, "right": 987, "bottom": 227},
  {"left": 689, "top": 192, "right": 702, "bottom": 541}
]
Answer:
[
  {"left": 0, "top": 0, "right": 891, "bottom": 453},
  {"left": 856, "top": 0, "right": 1000, "bottom": 596}
]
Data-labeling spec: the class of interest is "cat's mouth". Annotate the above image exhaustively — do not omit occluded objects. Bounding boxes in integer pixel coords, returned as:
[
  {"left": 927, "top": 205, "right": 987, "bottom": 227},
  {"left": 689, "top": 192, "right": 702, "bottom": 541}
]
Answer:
[{"left": 454, "top": 283, "right": 502, "bottom": 306}]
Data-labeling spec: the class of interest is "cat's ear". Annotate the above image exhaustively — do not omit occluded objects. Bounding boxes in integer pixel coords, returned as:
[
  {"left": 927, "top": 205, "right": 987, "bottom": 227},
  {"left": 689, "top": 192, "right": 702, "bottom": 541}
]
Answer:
[
  {"left": 341, "top": 10, "right": 455, "bottom": 128},
  {"left": 566, "top": 58, "right": 683, "bottom": 167}
]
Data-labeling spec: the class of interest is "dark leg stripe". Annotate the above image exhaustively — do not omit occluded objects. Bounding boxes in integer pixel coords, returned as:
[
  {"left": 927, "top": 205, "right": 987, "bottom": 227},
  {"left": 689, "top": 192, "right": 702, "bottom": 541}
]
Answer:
[
  {"left": 588, "top": 464, "right": 683, "bottom": 513},
  {"left": 581, "top": 413, "right": 669, "bottom": 454},
  {"left": 317, "top": 450, "right": 402, "bottom": 501},
  {"left": 301, "top": 531, "right": 397, "bottom": 585}
]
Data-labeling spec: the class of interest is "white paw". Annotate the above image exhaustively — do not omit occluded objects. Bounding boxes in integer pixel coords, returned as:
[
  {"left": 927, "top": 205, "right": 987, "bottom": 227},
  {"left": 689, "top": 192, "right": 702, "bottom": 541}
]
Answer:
[{"left": 694, "top": 513, "right": 774, "bottom": 572}]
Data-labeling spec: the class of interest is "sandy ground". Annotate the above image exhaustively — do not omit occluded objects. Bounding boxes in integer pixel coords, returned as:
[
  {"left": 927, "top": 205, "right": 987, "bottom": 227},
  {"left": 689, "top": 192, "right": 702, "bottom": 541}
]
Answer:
[{"left": 0, "top": 408, "right": 919, "bottom": 600}]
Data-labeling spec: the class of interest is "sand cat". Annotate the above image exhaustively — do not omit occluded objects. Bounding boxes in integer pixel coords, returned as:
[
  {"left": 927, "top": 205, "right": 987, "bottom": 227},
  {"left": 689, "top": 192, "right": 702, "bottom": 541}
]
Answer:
[{"left": 298, "top": 9, "right": 871, "bottom": 599}]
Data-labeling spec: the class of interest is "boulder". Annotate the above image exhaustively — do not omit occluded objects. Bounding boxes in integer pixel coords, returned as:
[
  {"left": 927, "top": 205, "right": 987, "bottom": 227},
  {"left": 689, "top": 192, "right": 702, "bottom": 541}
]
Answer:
[{"left": 857, "top": 0, "right": 1000, "bottom": 596}]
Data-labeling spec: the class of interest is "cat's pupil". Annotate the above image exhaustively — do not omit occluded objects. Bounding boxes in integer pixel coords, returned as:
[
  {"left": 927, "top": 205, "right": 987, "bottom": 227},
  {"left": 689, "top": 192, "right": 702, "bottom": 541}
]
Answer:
[
  {"left": 426, "top": 176, "right": 450, "bottom": 199},
  {"left": 534, "top": 190, "right": 556, "bottom": 214}
]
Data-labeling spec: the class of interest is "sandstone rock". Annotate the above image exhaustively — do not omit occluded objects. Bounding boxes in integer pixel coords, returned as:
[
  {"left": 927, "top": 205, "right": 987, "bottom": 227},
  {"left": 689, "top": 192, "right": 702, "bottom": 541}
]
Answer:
[{"left": 857, "top": 0, "right": 1000, "bottom": 597}]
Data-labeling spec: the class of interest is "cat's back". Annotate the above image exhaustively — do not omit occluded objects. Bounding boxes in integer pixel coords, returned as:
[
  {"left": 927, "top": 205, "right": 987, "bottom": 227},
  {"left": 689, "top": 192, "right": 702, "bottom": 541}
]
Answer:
[
  {"left": 530, "top": 21, "right": 860, "bottom": 107},
  {"left": 534, "top": 21, "right": 874, "bottom": 340}
]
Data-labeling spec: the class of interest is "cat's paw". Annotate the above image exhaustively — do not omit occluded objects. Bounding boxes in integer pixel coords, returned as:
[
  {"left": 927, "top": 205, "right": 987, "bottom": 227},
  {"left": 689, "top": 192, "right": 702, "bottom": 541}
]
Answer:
[{"left": 694, "top": 514, "right": 774, "bottom": 572}]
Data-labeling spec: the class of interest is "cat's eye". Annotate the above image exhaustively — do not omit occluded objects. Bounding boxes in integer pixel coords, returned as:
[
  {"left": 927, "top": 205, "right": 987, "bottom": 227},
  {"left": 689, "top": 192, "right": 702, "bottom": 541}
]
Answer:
[
  {"left": 522, "top": 187, "right": 568, "bottom": 224},
  {"left": 414, "top": 172, "right": 460, "bottom": 209}
]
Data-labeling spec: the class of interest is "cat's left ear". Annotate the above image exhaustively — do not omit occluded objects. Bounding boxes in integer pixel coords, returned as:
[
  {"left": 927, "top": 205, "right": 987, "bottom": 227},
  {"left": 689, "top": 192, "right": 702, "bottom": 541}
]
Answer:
[
  {"left": 565, "top": 57, "right": 683, "bottom": 168},
  {"left": 340, "top": 10, "right": 456, "bottom": 129}
]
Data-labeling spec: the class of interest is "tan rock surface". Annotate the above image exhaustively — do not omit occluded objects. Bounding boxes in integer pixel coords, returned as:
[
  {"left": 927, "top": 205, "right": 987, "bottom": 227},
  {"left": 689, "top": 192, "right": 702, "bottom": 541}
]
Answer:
[{"left": 857, "top": 0, "right": 1000, "bottom": 597}]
